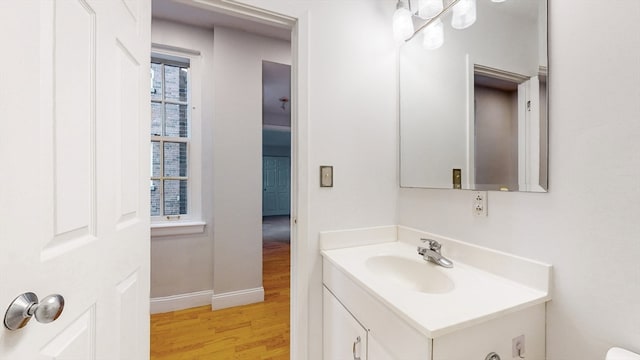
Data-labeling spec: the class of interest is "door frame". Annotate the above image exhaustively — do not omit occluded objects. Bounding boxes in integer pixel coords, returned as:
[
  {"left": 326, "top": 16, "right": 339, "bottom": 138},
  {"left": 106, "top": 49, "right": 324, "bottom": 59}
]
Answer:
[{"left": 157, "top": 1, "right": 309, "bottom": 358}]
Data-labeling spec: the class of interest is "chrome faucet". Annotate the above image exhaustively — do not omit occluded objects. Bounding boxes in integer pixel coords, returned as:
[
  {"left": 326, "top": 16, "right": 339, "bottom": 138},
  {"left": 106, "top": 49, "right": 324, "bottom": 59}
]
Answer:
[{"left": 417, "top": 239, "right": 453, "bottom": 268}]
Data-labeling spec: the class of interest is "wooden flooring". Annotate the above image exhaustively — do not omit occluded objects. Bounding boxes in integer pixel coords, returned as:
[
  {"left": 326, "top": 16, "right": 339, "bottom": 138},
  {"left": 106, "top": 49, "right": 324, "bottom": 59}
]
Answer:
[{"left": 151, "top": 240, "right": 290, "bottom": 359}]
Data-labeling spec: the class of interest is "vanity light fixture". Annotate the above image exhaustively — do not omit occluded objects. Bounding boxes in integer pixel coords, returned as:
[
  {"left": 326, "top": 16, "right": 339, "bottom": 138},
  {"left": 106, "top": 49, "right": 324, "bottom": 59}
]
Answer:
[
  {"left": 451, "top": 0, "right": 476, "bottom": 29},
  {"left": 422, "top": 18, "right": 444, "bottom": 50},
  {"left": 393, "top": 0, "right": 414, "bottom": 42},
  {"left": 418, "top": 0, "right": 444, "bottom": 19},
  {"left": 397, "top": 0, "right": 485, "bottom": 50}
]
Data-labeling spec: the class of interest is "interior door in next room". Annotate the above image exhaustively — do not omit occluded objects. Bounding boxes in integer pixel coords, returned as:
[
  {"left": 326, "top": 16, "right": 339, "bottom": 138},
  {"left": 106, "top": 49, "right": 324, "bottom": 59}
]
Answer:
[{"left": 262, "top": 156, "right": 290, "bottom": 216}]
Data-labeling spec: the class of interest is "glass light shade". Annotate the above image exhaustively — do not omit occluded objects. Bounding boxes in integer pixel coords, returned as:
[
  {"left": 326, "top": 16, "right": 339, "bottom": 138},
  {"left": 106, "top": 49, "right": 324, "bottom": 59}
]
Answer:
[
  {"left": 418, "top": 0, "right": 443, "bottom": 19},
  {"left": 451, "top": 0, "right": 476, "bottom": 29},
  {"left": 422, "top": 19, "right": 444, "bottom": 50},
  {"left": 393, "top": 6, "right": 415, "bottom": 42}
]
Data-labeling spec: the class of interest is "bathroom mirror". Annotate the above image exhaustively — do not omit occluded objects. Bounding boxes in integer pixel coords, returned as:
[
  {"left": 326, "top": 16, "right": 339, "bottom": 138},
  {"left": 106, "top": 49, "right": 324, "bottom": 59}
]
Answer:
[{"left": 399, "top": 0, "right": 548, "bottom": 192}]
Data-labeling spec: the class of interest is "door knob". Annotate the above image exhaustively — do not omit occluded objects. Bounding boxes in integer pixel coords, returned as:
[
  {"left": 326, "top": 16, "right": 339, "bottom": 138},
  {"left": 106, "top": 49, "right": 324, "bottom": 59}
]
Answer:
[{"left": 4, "top": 292, "right": 65, "bottom": 331}]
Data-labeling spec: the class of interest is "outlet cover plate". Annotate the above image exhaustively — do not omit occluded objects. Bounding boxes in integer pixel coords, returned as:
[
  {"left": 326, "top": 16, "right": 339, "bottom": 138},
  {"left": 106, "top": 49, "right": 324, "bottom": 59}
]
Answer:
[{"left": 472, "top": 191, "right": 487, "bottom": 216}]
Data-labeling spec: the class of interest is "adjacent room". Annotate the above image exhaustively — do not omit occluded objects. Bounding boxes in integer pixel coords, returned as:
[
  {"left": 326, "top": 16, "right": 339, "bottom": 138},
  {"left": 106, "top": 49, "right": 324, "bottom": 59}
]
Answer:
[{"left": 147, "top": 2, "right": 292, "bottom": 358}]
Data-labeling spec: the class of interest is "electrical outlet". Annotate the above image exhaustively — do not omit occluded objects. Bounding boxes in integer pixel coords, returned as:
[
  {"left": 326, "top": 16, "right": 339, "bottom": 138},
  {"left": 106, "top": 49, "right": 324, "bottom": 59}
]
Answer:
[
  {"left": 472, "top": 191, "right": 487, "bottom": 216},
  {"left": 512, "top": 334, "right": 525, "bottom": 357}
]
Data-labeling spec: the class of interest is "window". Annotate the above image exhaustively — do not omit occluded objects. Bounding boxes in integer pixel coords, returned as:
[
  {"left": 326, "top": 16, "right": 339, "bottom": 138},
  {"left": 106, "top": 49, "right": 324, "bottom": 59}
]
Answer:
[
  {"left": 150, "top": 57, "right": 190, "bottom": 219},
  {"left": 149, "top": 48, "right": 204, "bottom": 237}
]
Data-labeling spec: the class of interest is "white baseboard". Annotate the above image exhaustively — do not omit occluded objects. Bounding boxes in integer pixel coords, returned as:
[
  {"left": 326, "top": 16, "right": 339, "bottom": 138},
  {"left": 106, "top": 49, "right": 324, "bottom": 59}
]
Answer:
[
  {"left": 150, "top": 289, "right": 213, "bottom": 314},
  {"left": 211, "top": 287, "right": 264, "bottom": 310}
]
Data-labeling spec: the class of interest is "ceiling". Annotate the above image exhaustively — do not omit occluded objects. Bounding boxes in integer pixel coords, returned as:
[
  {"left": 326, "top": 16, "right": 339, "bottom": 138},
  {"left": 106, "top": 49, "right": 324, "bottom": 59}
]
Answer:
[
  {"left": 482, "top": 0, "right": 542, "bottom": 22},
  {"left": 152, "top": 0, "right": 291, "bottom": 41},
  {"left": 263, "top": 61, "right": 291, "bottom": 123}
]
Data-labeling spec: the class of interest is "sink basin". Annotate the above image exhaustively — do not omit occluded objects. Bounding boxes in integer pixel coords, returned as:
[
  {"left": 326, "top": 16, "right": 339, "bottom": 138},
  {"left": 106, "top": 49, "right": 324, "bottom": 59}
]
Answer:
[{"left": 365, "top": 255, "right": 454, "bottom": 294}]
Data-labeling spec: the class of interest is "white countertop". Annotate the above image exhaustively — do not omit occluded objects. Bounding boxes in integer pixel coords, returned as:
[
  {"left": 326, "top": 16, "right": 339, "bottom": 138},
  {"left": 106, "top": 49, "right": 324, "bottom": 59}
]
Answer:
[{"left": 322, "top": 239, "right": 551, "bottom": 338}]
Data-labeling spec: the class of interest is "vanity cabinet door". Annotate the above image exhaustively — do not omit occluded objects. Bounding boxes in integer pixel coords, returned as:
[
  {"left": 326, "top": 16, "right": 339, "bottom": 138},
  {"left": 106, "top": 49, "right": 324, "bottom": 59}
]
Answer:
[
  {"left": 324, "top": 287, "right": 368, "bottom": 360},
  {"left": 368, "top": 335, "right": 397, "bottom": 360}
]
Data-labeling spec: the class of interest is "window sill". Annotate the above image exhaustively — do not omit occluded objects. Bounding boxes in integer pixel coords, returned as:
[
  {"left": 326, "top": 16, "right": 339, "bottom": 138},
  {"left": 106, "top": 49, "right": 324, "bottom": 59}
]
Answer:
[{"left": 151, "top": 221, "right": 206, "bottom": 238}]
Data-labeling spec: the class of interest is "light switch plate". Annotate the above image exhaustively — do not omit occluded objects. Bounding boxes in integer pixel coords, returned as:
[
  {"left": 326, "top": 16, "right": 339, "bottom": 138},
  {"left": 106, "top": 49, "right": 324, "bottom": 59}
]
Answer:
[
  {"left": 320, "top": 166, "right": 333, "bottom": 187},
  {"left": 452, "top": 169, "right": 461, "bottom": 189}
]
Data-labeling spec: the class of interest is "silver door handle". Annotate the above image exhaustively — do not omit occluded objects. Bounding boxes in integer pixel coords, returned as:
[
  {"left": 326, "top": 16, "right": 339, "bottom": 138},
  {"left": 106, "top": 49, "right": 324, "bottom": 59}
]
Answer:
[
  {"left": 352, "top": 336, "right": 362, "bottom": 360},
  {"left": 485, "top": 352, "right": 501, "bottom": 360},
  {"left": 4, "top": 292, "right": 65, "bottom": 331}
]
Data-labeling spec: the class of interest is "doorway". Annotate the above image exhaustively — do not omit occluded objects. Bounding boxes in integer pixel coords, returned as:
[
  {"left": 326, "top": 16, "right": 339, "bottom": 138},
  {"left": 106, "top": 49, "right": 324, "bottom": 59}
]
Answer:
[
  {"left": 149, "top": 1, "right": 299, "bottom": 359},
  {"left": 261, "top": 59, "right": 292, "bottom": 356},
  {"left": 262, "top": 60, "right": 292, "bottom": 223},
  {"left": 474, "top": 75, "right": 519, "bottom": 189}
]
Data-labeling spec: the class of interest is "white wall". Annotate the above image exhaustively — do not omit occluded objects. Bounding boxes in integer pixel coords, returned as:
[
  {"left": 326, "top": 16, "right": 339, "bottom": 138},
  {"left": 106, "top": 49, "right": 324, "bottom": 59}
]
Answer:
[
  {"left": 264, "top": 111, "right": 290, "bottom": 127},
  {"left": 398, "top": 2, "right": 640, "bottom": 360},
  {"left": 298, "top": 4, "right": 398, "bottom": 358},
  {"left": 211, "top": 26, "right": 291, "bottom": 299},
  {"left": 232, "top": 1, "right": 399, "bottom": 358}
]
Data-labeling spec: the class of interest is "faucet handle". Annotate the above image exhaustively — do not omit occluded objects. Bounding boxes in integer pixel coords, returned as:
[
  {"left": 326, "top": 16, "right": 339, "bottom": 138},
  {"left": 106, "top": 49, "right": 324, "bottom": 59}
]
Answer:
[{"left": 420, "top": 238, "right": 441, "bottom": 250}]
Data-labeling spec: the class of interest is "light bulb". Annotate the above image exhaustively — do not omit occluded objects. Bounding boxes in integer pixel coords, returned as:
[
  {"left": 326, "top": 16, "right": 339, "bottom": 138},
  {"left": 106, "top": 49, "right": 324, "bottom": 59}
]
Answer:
[
  {"left": 451, "top": 0, "right": 476, "bottom": 29},
  {"left": 393, "top": 2, "right": 415, "bottom": 42},
  {"left": 418, "top": 0, "right": 443, "bottom": 19},
  {"left": 422, "top": 19, "right": 444, "bottom": 50}
]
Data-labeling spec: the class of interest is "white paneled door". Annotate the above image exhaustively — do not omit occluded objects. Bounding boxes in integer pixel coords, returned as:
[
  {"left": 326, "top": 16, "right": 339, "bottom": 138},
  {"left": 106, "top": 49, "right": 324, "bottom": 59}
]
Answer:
[
  {"left": 0, "top": 1, "right": 150, "bottom": 359},
  {"left": 263, "top": 156, "right": 291, "bottom": 216}
]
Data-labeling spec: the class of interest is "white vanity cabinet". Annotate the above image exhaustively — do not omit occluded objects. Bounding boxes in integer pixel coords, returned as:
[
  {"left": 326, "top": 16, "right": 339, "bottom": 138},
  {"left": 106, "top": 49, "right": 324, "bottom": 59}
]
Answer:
[
  {"left": 320, "top": 227, "right": 552, "bottom": 360},
  {"left": 322, "top": 255, "right": 547, "bottom": 360}
]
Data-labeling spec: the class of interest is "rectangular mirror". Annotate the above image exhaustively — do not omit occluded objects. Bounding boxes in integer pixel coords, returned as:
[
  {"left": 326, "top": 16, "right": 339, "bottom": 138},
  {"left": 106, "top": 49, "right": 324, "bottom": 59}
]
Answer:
[{"left": 399, "top": 0, "right": 548, "bottom": 192}]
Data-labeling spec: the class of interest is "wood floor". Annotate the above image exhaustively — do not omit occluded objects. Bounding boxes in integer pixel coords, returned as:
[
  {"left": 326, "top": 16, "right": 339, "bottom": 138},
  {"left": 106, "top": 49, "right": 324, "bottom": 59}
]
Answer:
[{"left": 151, "top": 240, "right": 290, "bottom": 359}]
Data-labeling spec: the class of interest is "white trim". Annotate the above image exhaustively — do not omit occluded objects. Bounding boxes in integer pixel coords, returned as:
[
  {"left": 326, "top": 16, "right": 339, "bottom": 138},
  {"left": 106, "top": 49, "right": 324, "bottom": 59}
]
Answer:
[
  {"left": 465, "top": 54, "right": 475, "bottom": 189},
  {"left": 151, "top": 42, "right": 201, "bottom": 56},
  {"left": 150, "top": 289, "right": 213, "bottom": 314},
  {"left": 150, "top": 220, "right": 206, "bottom": 237},
  {"left": 474, "top": 64, "right": 530, "bottom": 84},
  {"left": 211, "top": 287, "right": 265, "bottom": 310},
  {"left": 175, "top": 0, "right": 295, "bottom": 29},
  {"left": 290, "top": 11, "right": 310, "bottom": 360}
]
